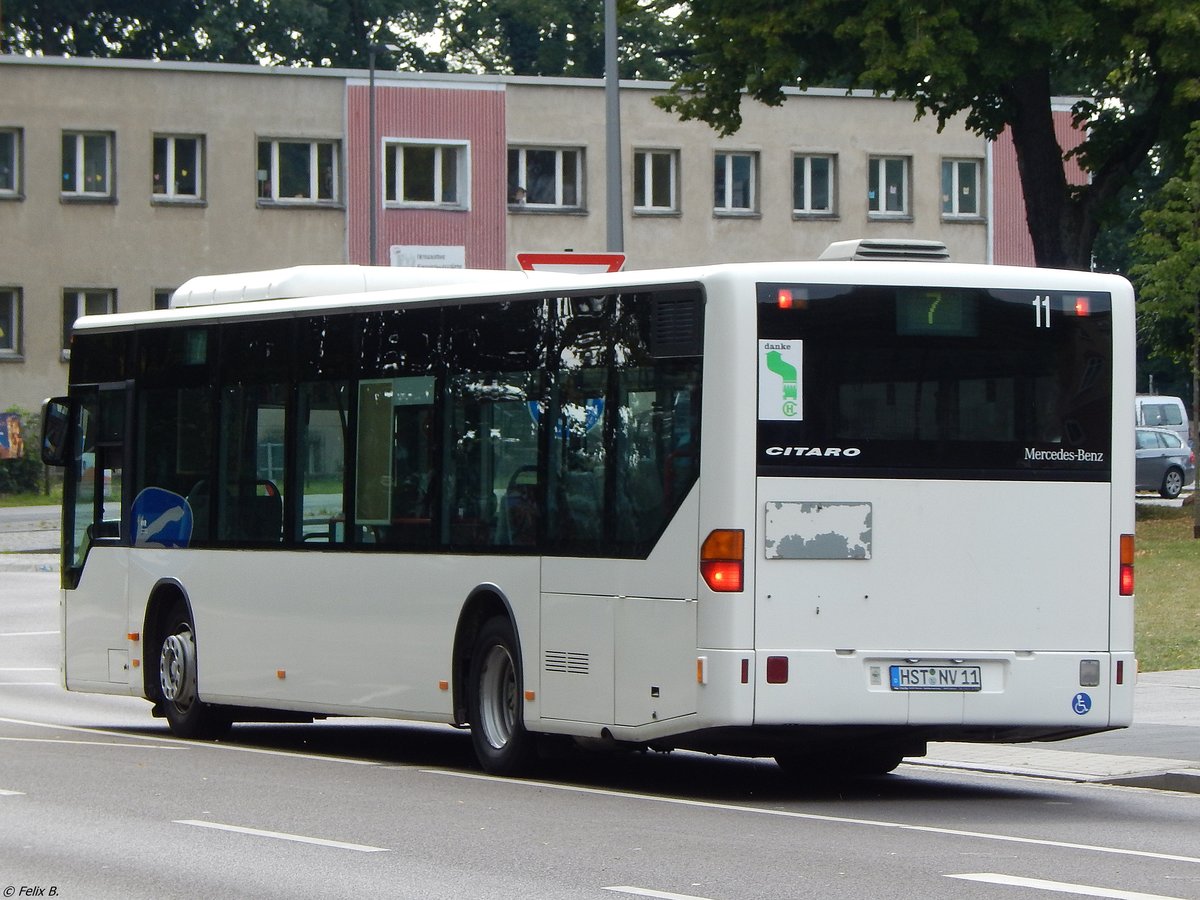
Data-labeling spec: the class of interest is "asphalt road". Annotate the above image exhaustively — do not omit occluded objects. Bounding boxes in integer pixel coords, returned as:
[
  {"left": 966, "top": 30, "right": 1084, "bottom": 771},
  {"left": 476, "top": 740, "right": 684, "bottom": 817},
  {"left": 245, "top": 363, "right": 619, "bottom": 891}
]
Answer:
[{"left": 2, "top": 572, "right": 1199, "bottom": 899}]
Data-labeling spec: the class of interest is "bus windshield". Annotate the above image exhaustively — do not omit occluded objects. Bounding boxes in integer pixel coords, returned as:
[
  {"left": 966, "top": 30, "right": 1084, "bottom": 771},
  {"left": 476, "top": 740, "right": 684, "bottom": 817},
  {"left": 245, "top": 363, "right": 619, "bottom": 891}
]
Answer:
[{"left": 756, "top": 283, "right": 1113, "bottom": 480}]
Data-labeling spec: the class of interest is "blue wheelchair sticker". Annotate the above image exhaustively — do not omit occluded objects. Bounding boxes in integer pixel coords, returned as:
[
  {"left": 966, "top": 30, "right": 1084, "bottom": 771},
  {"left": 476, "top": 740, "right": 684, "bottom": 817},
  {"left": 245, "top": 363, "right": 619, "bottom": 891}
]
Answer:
[
  {"left": 132, "top": 487, "right": 193, "bottom": 548},
  {"left": 1071, "top": 692, "right": 1092, "bottom": 716}
]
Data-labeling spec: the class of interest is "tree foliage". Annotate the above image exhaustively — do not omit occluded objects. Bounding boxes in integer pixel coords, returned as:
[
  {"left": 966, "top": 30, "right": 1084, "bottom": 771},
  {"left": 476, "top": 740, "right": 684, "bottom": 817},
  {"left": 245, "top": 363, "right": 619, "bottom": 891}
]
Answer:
[
  {"left": 0, "top": 0, "right": 687, "bottom": 77},
  {"left": 1130, "top": 121, "right": 1200, "bottom": 432},
  {"left": 657, "top": 0, "right": 1200, "bottom": 270}
]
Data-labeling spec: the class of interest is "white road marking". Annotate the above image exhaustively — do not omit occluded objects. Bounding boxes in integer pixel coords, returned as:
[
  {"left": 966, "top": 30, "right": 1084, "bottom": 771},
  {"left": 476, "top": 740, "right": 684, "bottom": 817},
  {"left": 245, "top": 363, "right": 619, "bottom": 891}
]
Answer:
[
  {"left": 0, "top": 717, "right": 379, "bottom": 765},
  {"left": 0, "top": 789, "right": 25, "bottom": 796},
  {"left": 0, "top": 668, "right": 57, "bottom": 672},
  {"left": 175, "top": 819, "right": 389, "bottom": 852},
  {"left": 425, "top": 770, "right": 1200, "bottom": 866},
  {"left": 0, "top": 737, "right": 186, "bottom": 749},
  {"left": 948, "top": 873, "right": 1189, "bottom": 899},
  {"left": 605, "top": 888, "right": 716, "bottom": 900}
]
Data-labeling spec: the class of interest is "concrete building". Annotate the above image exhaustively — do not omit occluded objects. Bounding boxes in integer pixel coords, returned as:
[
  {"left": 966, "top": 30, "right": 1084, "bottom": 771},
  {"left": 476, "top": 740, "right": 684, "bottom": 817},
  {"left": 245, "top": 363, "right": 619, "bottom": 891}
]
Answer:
[{"left": 2, "top": 54, "right": 1042, "bottom": 412}]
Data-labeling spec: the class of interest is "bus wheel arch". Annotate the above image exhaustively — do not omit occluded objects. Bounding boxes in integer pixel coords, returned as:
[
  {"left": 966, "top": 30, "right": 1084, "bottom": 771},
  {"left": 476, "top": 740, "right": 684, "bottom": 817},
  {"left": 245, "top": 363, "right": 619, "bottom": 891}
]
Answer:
[
  {"left": 452, "top": 587, "right": 536, "bottom": 774},
  {"left": 144, "top": 581, "right": 230, "bottom": 740}
]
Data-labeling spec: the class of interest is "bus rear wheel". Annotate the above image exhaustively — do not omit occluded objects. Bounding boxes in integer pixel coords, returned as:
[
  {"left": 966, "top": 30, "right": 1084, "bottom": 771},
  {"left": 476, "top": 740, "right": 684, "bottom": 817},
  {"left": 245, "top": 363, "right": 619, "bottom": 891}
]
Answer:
[
  {"left": 157, "top": 600, "right": 230, "bottom": 740},
  {"left": 468, "top": 617, "right": 535, "bottom": 775}
]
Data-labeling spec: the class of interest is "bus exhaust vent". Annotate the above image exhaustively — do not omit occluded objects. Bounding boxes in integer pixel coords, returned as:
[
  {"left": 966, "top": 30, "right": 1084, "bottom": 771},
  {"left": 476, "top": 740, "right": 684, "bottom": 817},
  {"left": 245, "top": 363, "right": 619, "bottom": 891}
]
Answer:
[
  {"left": 650, "top": 289, "right": 704, "bottom": 357},
  {"left": 818, "top": 239, "right": 950, "bottom": 262},
  {"left": 545, "top": 650, "right": 590, "bottom": 675}
]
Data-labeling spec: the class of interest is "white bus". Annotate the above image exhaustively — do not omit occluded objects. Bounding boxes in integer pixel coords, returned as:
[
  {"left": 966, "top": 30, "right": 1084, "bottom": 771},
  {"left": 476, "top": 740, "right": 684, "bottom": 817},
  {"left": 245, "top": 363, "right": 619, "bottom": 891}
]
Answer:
[{"left": 42, "top": 250, "right": 1137, "bottom": 777}]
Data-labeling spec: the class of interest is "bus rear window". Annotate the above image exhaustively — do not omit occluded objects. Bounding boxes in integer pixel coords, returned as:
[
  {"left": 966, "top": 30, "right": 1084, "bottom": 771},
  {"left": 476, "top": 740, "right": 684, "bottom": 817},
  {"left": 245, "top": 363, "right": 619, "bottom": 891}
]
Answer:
[{"left": 756, "top": 283, "right": 1112, "bottom": 480}]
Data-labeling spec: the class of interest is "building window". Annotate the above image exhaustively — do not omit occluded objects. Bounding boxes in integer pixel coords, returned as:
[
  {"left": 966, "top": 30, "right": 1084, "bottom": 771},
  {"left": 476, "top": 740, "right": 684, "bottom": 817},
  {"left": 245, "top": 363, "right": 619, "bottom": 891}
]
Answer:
[
  {"left": 714, "top": 151, "right": 757, "bottom": 213},
  {"left": 153, "top": 135, "right": 203, "bottom": 201},
  {"left": 256, "top": 139, "right": 339, "bottom": 203},
  {"left": 62, "top": 289, "right": 116, "bottom": 354},
  {"left": 384, "top": 140, "right": 468, "bottom": 208},
  {"left": 154, "top": 289, "right": 174, "bottom": 310},
  {"left": 633, "top": 149, "right": 678, "bottom": 213},
  {"left": 792, "top": 154, "right": 835, "bottom": 216},
  {"left": 0, "top": 288, "right": 21, "bottom": 358},
  {"left": 868, "top": 156, "right": 909, "bottom": 216},
  {"left": 62, "top": 131, "right": 113, "bottom": 198},
  {"left": 942, "top": 158, "right": 982, "bottom": 217},
  {"left": 0, "top": 130, "right": 20, "bottom": 197},
  {"left": 507, "top": 146, "right": 582, "bottom": 209}
]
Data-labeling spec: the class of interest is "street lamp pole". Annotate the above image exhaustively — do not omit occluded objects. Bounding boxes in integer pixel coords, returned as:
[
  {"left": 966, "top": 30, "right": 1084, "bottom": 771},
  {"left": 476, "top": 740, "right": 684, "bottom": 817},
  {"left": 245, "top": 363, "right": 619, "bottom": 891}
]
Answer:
[
  {"left": 368, "top": 44, "right": 379, "bottom": 266},
  {"left": 604, "top": 0, "right": 624, "bottom": 253},
  {"left": 368, "top": 43, "right": 402, "bottom": 266}
]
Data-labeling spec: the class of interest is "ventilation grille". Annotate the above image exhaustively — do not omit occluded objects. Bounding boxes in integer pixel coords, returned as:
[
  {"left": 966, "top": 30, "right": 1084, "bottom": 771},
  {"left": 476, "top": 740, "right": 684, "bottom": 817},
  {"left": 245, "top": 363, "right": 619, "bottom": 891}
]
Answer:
[
  {"left": 545, "top": 650, "right": 590, "bottom": 675},
  {"left": 651, "top": 289, "right": 704, "bottom": 358}
]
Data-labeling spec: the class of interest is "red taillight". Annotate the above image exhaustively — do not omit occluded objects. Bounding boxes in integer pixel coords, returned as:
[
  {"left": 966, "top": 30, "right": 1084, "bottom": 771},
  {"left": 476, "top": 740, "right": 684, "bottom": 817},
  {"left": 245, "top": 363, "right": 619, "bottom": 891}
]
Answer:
[
  {"left": 1074, "top": 296, "right": 1091, "bottom": 317},
  {"left": 777, "top": 289, "right": 794, "bottom": 309},
  {"left": 701, "top": 529, "right": 744, "bottom": 592},
  {"left": 766, "top": 656, "right": 789, "bottom": 684},
  {"left": 1119, "top": 533, "right": 1134, "bottom": 596}
]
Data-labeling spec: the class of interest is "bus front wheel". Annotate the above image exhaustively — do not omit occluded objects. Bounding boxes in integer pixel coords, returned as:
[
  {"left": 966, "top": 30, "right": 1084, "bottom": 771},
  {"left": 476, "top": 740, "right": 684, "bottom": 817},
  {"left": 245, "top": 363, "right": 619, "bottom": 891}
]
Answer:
[
  {"left": 468, "top": 617, "right": 535, "bottom": 775},
  {"left": 157, "top": 600, "right": 230, "bottom": 740}
]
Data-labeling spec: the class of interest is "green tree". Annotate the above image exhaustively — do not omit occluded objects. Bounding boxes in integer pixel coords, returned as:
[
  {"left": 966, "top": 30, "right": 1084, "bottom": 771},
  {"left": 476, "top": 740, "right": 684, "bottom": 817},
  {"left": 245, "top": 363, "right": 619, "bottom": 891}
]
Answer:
[
  {"left": 658, "top": 0, "right": 1200, "bottom": 270},
  {"left": 0, "top": 0, "right": 443, "bottom": 69},
  {"left": 1, "top": 0, "right": 686, "bottom": 77},
  {"left": 1130, "top": 121, "right": 1200, "bottom": 452},
  {"left": 434, "top": 0, "right": 688, "bottom": 79}
]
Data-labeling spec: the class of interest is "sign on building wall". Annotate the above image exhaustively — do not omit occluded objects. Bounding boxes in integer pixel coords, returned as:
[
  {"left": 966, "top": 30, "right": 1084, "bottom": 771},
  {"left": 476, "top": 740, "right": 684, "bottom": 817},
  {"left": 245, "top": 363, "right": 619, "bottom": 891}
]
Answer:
[{"left": 390, "top": 245, "right": 467, "bottom": 268}]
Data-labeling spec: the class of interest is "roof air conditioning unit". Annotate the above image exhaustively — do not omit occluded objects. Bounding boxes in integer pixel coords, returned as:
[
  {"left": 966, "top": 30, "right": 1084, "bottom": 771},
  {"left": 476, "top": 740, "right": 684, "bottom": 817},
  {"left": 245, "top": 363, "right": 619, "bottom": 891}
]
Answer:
[{"left": 819, "top": 239, "right": 950, "bottom": 261}]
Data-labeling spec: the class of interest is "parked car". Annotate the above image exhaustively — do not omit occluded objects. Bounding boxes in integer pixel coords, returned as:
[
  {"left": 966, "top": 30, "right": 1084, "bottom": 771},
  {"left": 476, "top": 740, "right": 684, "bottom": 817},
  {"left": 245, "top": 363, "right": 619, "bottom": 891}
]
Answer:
[
  {"left": 1136, "top": 427, "right": 1196, "bottom": 498},
  {"left": 1136, "top": 394, "right": 1191, "bottom": 448}
]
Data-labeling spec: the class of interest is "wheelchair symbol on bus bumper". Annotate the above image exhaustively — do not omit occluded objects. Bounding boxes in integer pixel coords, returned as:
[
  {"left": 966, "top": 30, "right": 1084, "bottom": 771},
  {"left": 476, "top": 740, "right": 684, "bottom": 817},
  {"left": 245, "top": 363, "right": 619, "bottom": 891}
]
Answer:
[{"left": 1071, "top": 692, "right": 1092, "bottom": 715}]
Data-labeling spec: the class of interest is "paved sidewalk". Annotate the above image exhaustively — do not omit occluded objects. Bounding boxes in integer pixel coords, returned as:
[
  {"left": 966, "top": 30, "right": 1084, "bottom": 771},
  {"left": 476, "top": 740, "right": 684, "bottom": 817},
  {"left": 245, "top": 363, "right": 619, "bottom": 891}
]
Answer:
[{"left": 918, "top": 670, "right": 1200, "bottom": 793}]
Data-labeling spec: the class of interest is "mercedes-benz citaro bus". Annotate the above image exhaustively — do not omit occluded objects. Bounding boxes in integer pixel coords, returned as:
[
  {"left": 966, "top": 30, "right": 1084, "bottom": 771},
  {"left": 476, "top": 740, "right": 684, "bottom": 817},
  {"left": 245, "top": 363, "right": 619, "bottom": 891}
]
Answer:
[{"left": 41, "top": 240, "right": 1136, "bottom": 778}]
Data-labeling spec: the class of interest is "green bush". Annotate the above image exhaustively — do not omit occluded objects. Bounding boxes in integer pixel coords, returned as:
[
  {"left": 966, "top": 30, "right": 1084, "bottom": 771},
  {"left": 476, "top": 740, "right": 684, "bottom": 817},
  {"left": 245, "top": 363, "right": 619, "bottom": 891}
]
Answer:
[{"left": 0, "top": 407, "right": 45, "bottom": 494}]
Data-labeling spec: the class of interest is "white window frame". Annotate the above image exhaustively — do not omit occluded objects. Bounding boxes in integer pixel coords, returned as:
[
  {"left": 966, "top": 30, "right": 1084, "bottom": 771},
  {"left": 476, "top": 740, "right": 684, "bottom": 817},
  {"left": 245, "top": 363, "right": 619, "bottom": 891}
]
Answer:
[
  {"left": 713, "top": 151, "right": 758, "bottom": 214},
  {"left": 633, "top": 149, "right": 679, "bottom": 213},
  {"left": 508, "top": 146, "right": 584, "bottom": 210},
  {"left": 62, "top": 289, "right": 116, "bottom": 356},
  {"left": 792, "top": 153, "right": 836, "bottom": 216},
  {"left": 867, "top": 155, "right": 910, "bottom": 217},
  {"left": 61, "top": 131, "right": 114, "bottom": 198},
  {"left": 942, "top": 158, "right": 983, "bottom": 218},
  {"left": 153, "top": 135, "right": 204, "bottom": 202},
  {"left": 383, "top": 139, "right": 470, "bottom": 209},
  {"left": 256, "top": 138, "right": 340, "bottom": 204},
  {"left": 0, "top": 287, "right": 21, "bottom": 359},
  {"left": 0, "top": 129, "right": 20, "bottom": 197}
]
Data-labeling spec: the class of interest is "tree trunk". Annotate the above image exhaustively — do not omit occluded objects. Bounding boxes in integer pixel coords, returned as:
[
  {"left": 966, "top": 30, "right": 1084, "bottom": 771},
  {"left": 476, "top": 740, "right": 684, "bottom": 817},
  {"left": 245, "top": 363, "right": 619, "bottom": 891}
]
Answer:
[{"left": 1005, "top": 69, "right": 1092, "bottom": 270}]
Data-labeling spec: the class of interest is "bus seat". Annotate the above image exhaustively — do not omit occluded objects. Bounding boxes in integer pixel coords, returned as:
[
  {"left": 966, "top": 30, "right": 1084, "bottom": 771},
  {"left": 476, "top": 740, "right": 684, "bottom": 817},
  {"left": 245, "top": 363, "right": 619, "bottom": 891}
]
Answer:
[
  {"left": 237, "top": 480, "right": 283, "bottom": 543},
  {"left": 499, "top": 466, "right": 539, "bottom": 545}
]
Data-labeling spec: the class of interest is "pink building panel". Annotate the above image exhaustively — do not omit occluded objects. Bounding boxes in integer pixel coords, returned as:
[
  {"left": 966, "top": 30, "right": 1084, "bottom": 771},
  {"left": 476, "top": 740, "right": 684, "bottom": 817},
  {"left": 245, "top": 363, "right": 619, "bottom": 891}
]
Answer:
[
  {"left": 992, "top": 108, "right": 1087, "bottom": 266},
  {"left": 347, "top": 83, "right": 507, "bottom": 268}
]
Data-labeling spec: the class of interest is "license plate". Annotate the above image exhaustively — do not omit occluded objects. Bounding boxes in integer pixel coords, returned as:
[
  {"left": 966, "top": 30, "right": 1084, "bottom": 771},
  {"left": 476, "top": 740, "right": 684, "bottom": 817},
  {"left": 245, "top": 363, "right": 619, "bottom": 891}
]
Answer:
[{"left": 889, "top": 665, "right": 982, "bottom": 691}]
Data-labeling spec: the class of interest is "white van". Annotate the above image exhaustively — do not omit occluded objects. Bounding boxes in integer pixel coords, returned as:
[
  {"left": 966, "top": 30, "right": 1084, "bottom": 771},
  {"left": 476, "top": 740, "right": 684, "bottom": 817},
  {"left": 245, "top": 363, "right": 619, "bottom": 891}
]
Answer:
[{"left": 1136, "top": 394, "right": 1192, "bottom": 447}]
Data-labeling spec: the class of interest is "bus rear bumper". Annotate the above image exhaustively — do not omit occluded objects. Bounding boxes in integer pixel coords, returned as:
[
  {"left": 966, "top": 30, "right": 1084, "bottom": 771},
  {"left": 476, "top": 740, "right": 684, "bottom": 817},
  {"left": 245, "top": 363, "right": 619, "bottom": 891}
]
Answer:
[{"left": 742, "top": 649, "right": 1136, "bottom": 731}]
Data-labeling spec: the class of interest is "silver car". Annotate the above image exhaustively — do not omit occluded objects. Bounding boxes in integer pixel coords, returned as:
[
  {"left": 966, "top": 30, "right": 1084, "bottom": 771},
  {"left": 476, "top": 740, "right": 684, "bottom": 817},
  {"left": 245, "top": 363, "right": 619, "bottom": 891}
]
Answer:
[{"left": 1136, "top": 427, "right": 1196, "bottom": 498}]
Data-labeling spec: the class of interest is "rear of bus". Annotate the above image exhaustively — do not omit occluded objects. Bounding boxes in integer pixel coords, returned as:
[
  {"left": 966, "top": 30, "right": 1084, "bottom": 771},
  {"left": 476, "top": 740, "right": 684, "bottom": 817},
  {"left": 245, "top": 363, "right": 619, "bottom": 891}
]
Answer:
[{"left": 738, "top": 263, "right": 1135, "bottom": 767}]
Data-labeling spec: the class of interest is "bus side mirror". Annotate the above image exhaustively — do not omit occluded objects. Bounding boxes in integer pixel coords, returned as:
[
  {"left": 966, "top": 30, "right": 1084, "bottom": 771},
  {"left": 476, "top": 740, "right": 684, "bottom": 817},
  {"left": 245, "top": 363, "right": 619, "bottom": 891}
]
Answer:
[{"left": 41, "top": 397, "right": 70, "bottom": 467}]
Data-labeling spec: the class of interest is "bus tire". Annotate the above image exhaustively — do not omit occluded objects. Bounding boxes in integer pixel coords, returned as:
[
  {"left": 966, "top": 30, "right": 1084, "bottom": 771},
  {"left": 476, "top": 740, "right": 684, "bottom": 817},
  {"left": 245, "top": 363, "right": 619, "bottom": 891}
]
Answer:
[
  {"left": 468, "top": 616, "right": 535, "bottom": 775},
  {"left": 157, "top": 599, "right": 231, "bottom": 740}
]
